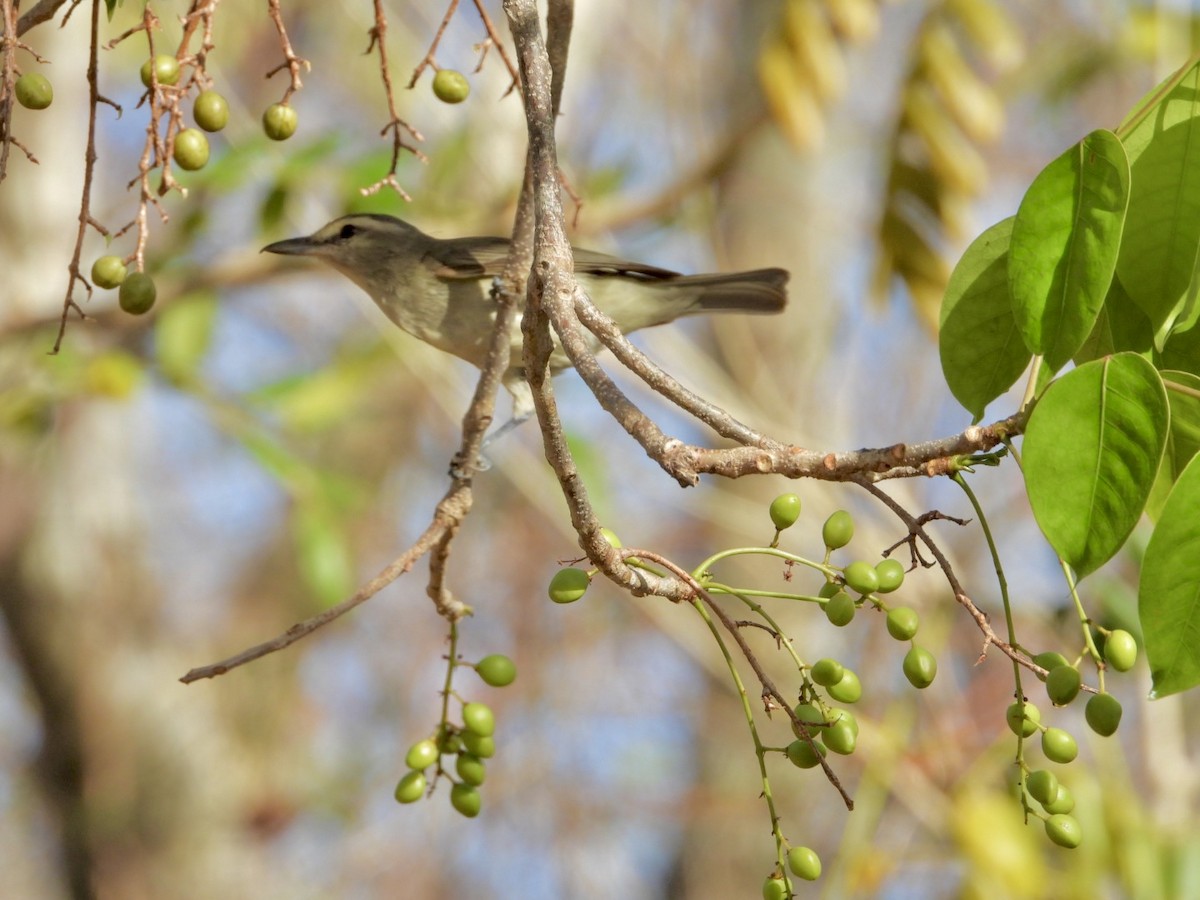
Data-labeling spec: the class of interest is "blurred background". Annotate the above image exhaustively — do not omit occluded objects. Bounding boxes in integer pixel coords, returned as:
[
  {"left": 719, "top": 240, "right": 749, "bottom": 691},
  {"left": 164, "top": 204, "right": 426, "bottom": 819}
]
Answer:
[{"left": 2, "top": 1, "right": 1199, "bottom": 897}]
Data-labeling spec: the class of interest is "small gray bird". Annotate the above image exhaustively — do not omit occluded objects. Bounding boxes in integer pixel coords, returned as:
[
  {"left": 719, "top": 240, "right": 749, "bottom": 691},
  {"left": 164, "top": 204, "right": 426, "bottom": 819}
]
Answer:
[{"left": 263, "top": 214, "right": 788, "bottom": 443}]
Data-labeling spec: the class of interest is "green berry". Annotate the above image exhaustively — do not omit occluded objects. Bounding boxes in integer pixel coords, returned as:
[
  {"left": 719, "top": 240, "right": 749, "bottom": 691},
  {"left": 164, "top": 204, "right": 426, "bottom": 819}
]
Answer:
[
  {"left": 1044, "top": 813, "right": 1082, "bottom": 849},
  {"left": 404, "top": 738, "right": 439, "bottom": 770},
  {"left": 902, "top": 646, "right": 937, "bottom": 689},
  {"left": 817, "top": 580, "right": 841, "bottom": 599},
  {"left": 769, "top": 492, "right": 802, "bottom": 530},
  {"left": 450, "top": 782, "right": 481, "bottom": 818},
  {"left": 824, "top": 714, "right": 857, "bottom": 755},
  {"left": 192, "top": 89, "right": 229, "bottom": 132},
  {"left": 475, "top": 653, "right": 517, "bottom": 687},
  {"left": 787, "top": 846, "right": 822, "bottom": 881},
  {"left": 1026, "top": 768, "right": 1059, "bottom": 806},
  {"left": 827, "top": 668, "right": 862, "bottom": 704},
  {"left": 262, "top": 103, "right": 298, "bottom": 141},
  {"left": 824, "top": 591, "right": 856, "bottom": 626},
  {"left": 810, "top": 658, "right": 844, "bottom": 687},
  {"left": 785, "top": 738, "right": 826, "bottom": 769},
  {"left": 792, "top": 702, "right": 829, "bottom": 728},
  {"left": 1104, "top": 630, "right": 1137, "bottom": 672},
  {"left": 1043, "top": 784, "right": 1075, "bottom": 815},
  {"left": 600, "top": 527, "right": 622, "bottom": 549},
  {"left": 173, "top": 128, "right": 210, "bottom": 171},
  {"left": 821, "top": 509, "right": 854, "bottom": 550},
  {"left": 886, "top": 606, "right": 920, "bottom": 641},
  {"left": 1046, "top": 665, "right": 1082, "bottom": 706},
  {"left": 875, "top": 558, "right": 905, "bottom": 593},
  {"left": 393, "top": 770, "right": 426, "bottom": 804},
  {"left": 462, "top": 701, "right": 495, "bottom": 737},
  {"left": 455, "top": 753, "right": 487, "bottom": 786},
  {"left": 118, "top": 272, "right": 156, "bottom": 315},
  {"left": 1041, "top": 727, "right": 1078, "bottom": 764},
  {"left": 1085, "top": 692, "right": 1122, "bottom": 737},
  {"left": 432, "top": 68, "right": 471, "bottom": 103},
  {"left": 843, "top": 560, "right": 879, "bottom": 595},
  {"left": 91, "top": 255, "right": 126, "bottom": 290},
  {"left": 1005, "top": 701, "right": 1041, "bottom": 738},
  {"left": 1033, "top": 651, "right": 1071, "bottom": 681},
  {"left": 140, "top": 54, "right": 181, "bottom": 88},
  {"left": 15, "top": 72, "right": 53, "bottom": 110},
  {"left": 549, "top": 567, "right": 589, "bottom": 603},
  {"left": 461, "top": 731, "right": 495, "bottom": 758}
]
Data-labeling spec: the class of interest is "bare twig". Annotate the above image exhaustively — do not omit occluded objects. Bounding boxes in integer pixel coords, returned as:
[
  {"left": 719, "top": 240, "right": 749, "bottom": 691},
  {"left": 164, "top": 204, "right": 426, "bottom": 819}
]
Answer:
[
  {"left": 407, "top": 0, "right": 459, "bottom": 88},
  {"left": 361, "top": 0, "right": 424, "bottom": 201},
  {"left": 470, "top": 0, "right": 519, "bottom": 94},
  {"left": 265, "top": 0, "right": 308, "bottom": 102}
]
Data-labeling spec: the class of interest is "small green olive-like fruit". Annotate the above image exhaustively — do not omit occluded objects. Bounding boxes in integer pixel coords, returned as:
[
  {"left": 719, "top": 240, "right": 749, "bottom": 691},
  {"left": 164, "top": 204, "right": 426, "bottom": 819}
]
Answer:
[
  {"left": 262, "top": 103, "right": 298, "bottom": 140},
  {"left": 817, "top": 580, "right": 842, "bottom": 599},
  {"left": 810, "top": 658, "right": 844, "bottom": 687},
  {"left": 1043, "top": 784, "right": 1075, "bottom": 815},
  {"left": 761, "top": 876, "right": 788, "bottom": 900},
  {"left": 1041, "top": 727, "right": 1078, "bottom": 764},
  {"left": 1005, "top": 701, "right": 1041, "bottom": 738},
  {"left": 769, "top": 493, "right": 802, "bottom": 530},
  {"left": 450, "top": 782, "right": 482, "bottom": 818},
  {"left": 475, "top": 653, "right": 517, "bottom": 687},
  {"left": 790, "top": 702, "right": 829, "bottom": 739},
  {"left": 1033, "top": 651, "right": 1071, "bottom": 681},
  {"left": 787, "top": 846, "right": 822, "bottom": 881},
  {"left": 600, "top": 527, "right": 622, "bottom": 549},
  {"left": 393, "top": 770, "right": 427, "bottom": 804},
  {"left": 902, "top": 646, "right": 937, "bottom": 688},
  {"left": 1104, "top": 630, "right": 1138, "bottom": 672},
  {"left": 827, "top": 669, "right": 862, "bottom": 704},
  {"left": 404, "top": 739, "right": 439, "bottom": 770},
  {"left": 843, "top": 560, "right": 880, "bottom": 595},
  {"left": 824, "top": 715, "right": 857, "bottom": 755},
  {"left": 824, "top": 591, "right": 856, "bottom": 627},
  {"left": 1026, "top": 768, "right": 1059, "bottom": 806},
  {"left": 461, "top": 731, "right": 495, "bottom": 758},
  {"left": 140, "top": 54, "right": 181, "bottom": 88},
  {"left": 1085, "top": 692, "right": 1123, "bottom": 737},
  {"left": 785, "top": 738, "right": 826, "bottom": 769},
  {"left": 821, "top": 509, "right": 854, "bottom": 550},
  {"left": 1046, "top": 665, "right": 1082, "bottom": 706},
  {"left": 192, "top": 89, "right": 229, "bottom": 132},
  {"left": 118, "top": 272, "right": 157, "bottom": 315},
  {"left": 462, "top": 701, "right": 495, "bottom": 737},
  {"left": 886, "top": 606, "right": 920, "bottom": 641},
  {"left": 455, "top": 753, "right": 487, "bottom": 786},
  {"left": 1044, "top": 813, "right": 1082, "bottom": 849},
  {"left": 15, "top": 72, "right": 53, "bottom": 109},
  {"left": 173, "top": 128, "right": 210, "bottom": 171},
  {"left": 549, "top": 567, "right": 589, "bottom": 603},
  {"left": 91, "top": 255, "right": 127, "bottom": 289},
  {"left": 432, "top": 68, "right": 471, "bottom": 103},
  {"left": 874, "top": 558, "right": 905, "bottom": 593}
]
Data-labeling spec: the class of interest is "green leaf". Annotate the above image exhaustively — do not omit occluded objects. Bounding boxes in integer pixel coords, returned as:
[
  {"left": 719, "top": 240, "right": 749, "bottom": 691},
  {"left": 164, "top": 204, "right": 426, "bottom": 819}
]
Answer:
[
  {"left": 292, "top": 503, "right": 355, "bottom": 607},
  {"left": 1115, "top": 60, "right": 1200, "bottom": 338},
  {"left": 1140, "top": 452, "right": 1200, "bottom": 698},
  {"left": 155, "top": 292, "right": 217, "bottom": 383},
  {"left": 939, "top": 217, "right": 1030, "bottom": 421},
  {"left": 1074, "top": 276, "right": 1154, "bottom": 364},
  {"left": 1023, "top": 352, "right": 1168, "bottom": 577},
  {"left": 1010, "top": 130, "right": 1130, "bottom": 372},
  {"left": 105, "top": 0, "right": 120, "bottom": 21},
  {"left": 1147, "top": 371, "right": 1200, "bottom": 519},
  {"left": 1158, "top": 319, "right": 1200, "bottom": 377}
]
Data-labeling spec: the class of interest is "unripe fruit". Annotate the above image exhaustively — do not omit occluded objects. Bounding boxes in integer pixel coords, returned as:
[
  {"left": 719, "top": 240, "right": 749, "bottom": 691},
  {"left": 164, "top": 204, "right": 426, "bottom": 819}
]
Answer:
[
  {"left": 1043, "top": 784, "right": 1075, "bottom": 815},
  {"left": 1104, "top": 629, "right": 1137, "bottom": 672},
  {"left": 118, "top": 272, "right": 156, "bottom": 315},
  {"left": 824, "top": 591, "right": 856, "bottom": 626},
  {"left": 792, "top": 702, "right": 829, "bottom": 729},
  {"left": 192, "top": 89, "right": 229, "bottom": 132},
  {"left": 817, "top": 580, "right": 841, "bottom": 599},
  {"left": 393, "top": 770, "right": 426, "bottom": 804},
  {"left": 822, "top": 509, "right": 854, "bottom": 550},
  {"left": 549, "top": 567, "right": 589, "bottom": 603},
  {"left": 455, "top": 753, "right": 486, "bottom": 786},
  {"left": 827, "top": 669, "right": 862, "bottom": 704},
  {"left": 810, "top": 658, "right": 844, "bottom": 687},
  {"left": 141, "top": 54, "right": 180, "bottom": 88},
  {"left": 1033, "top": 651, "right": 1070, "bottom": 681},
  {"left": 1085, "top": 692, "right": 1122, "bottom": 737},
  {"left": 1041, "top": 727, "right": 1078, "bottom": 764},
  {"left": 1005, "top": 701, "right": 1041, "bottom": 738},
  {"left": 15, "top": 72, "right": 53, "bottom": 109},
  {"left": 886, "top": 606, "right": 920, "bottom": 641},
  {"left": 903, "top": 646, "right": 937, "bottom": 688},
  {"left": 1046, "top": 665, "right": 1081, "bottom": 706},
  {"left": 475, "top": 653, "right": 517, "bottom": 687},
  {"left": 787, "top": 846, "right": 822, "bottom": 881},
  {"left": 432, "top": 68, "right": 471, "bottom": 103},
  {"left": 785, "top": 738, "right": 826, "bottom": 768},
  {"left": 843, "top": 560, "right": 879, "bottom": 595},
  {"left": 824, "top": 715, "right": 857, "bottom": 755},
  {"left": 91, "top": 255, "right": 127, "bottom": 289},
  {"left": 405, "top": 738, "right": 439, "bottom": 770},
  {"left": 1044, "top": 813, "right": 1082, "bottom": 849},
  {"left": 173, "top": 128, "right": 210, "bottom": 171},
  {"left": 769, "top": 493, "right": 802, "bottom": 530},
  {"left": 1026, "top": 768, "right": 1059, "bottom": 806},
  {"left": 875, "top": 558, "right": 905, "bottom": 593},
  {"left": 461, "top": 732, "right": 495, "bottom": 758},
  {"left": 450, "top": 782, "right": 481, "bottom": 817},
  {"left": 762, "top": 876, "right": 788, "bottom": 900},
  {"left": 600, "top": 527, "right": 622, "bottom": 549},
  {"left": 462, "top": 701, "right": 495, "bottom": 737},
  {"left": 263, "top": 103, "right": 298, "bottom": 140}
]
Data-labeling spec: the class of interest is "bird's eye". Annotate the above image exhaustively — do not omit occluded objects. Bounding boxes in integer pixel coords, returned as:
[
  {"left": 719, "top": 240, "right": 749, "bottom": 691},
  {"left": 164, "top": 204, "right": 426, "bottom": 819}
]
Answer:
[{"left": 338, "top": 224, "right": 358, "bottom": 240}]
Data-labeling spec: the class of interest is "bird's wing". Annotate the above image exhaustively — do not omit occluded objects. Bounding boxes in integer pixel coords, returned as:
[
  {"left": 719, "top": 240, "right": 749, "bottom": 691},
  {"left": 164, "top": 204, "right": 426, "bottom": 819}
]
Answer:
[
  {"left": 571, "top": 248, "right": 681, "bottom": 281},
  {"left": 423, "top": 239, "right": 682, "bottom": 282}
]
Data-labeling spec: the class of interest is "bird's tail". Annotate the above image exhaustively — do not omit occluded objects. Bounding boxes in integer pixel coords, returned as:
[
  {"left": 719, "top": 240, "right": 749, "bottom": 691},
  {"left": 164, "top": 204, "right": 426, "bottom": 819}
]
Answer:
[{"left": 675, "top": 268, "right": 789, "bottom": 314}]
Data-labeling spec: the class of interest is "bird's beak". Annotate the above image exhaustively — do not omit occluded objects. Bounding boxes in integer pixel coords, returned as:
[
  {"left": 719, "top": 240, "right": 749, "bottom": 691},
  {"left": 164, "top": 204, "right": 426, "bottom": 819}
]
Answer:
[{"left": 261, "top": 236, "right": 320, "bottom": 256}]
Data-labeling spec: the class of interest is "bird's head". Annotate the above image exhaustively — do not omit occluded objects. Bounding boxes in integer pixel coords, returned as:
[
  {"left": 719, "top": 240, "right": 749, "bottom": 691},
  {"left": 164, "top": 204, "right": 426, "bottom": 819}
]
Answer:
[{"left": 262, "top": 214, "right": 428, "bottom": 293}]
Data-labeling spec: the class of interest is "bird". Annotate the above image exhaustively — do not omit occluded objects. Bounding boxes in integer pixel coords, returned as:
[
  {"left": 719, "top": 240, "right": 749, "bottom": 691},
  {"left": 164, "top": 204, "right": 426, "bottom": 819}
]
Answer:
[{"left": 262, "top": 214, "right": 789, "bottom": 446}]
